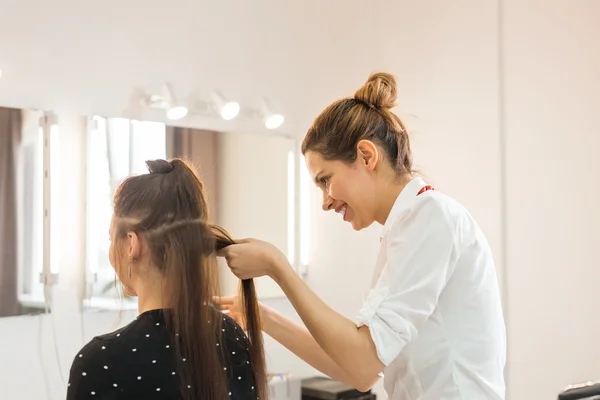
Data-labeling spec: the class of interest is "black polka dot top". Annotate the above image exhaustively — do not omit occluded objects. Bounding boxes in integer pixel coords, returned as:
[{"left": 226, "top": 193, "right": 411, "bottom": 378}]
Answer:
[{"left": 66, "top": 309, "right": 257, "bottom": 399}]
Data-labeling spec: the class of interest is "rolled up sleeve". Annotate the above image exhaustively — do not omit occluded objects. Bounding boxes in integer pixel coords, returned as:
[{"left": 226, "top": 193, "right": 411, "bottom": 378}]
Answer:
[{"left": 356, "top": 196, "right": 459, "bottom": 366}]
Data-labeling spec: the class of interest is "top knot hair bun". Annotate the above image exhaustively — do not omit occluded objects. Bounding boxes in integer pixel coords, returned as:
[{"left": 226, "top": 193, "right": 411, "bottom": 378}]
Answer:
[
  {"left": 353, "top": 72, "right": 398, "bottom": 111},
  {"left": 146, "top": 159, "right": 174, "bottom": 174}
]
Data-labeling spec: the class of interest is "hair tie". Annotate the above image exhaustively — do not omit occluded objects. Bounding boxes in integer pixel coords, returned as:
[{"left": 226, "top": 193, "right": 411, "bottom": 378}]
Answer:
[{"left": 146, "top": 159, "right": 174, "bottom": 174}]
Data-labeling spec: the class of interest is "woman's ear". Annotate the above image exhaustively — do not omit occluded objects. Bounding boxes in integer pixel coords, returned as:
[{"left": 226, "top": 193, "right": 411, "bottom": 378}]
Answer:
[
  {"left": 356, "top": 140, "right": 379, "bottom": 171},
  {"left": 127, "top": 232, "right": 141, "bottom": 261}
]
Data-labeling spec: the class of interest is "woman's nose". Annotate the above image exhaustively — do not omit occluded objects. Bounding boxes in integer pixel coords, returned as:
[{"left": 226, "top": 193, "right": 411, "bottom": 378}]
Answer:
[{"left": 322, "top": 192, "right": 334, "bottom": 211}]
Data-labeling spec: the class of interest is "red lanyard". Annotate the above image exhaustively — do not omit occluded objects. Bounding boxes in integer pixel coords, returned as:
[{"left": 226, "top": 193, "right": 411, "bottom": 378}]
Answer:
[{"left": 417, "top": 185, "right": 435, "bottom": 196}]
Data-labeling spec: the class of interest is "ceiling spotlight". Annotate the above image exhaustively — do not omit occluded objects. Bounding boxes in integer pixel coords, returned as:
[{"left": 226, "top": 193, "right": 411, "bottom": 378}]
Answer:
[
  {"left": 143, "top": 83, "right": 188, "bottom": 121},
  {"left": 211, "top": 91, "right": 240, "bottom": 120},
  {"left": 166, "top": 106, "right": 188, "bottom": 121},
  {"left": 265, "top": 114, "right": 284, "bottom": 130},
  {"left": 261, "top": 99, "right": 284, "bottom": 130}
]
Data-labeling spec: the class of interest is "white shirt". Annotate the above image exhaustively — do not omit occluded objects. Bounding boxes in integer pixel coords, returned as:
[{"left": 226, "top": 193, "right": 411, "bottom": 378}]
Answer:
[{"left": 356, "top": 178, "right": 506, "bottom": 400}]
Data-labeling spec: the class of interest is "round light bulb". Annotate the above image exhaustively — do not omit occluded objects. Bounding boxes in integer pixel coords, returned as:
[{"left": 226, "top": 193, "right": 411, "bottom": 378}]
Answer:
[
  {"left": 166, "top": 106, "right": 188, "bottom": 121},
  {"left": 265, "top": 114, "right": 284, "bottom": 130},
  {"left": 220, "top": 102, "right": 240, "bottom": 120}
]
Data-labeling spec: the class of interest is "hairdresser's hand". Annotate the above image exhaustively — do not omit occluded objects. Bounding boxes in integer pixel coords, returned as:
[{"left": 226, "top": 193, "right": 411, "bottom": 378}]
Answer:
[
  {"left": 214, "top": 295, "right": 272, "bottom": 332},
  {"left": 218, "top": 238, "right": 290, "bottom": 280},
  {"left": 214, "top": 295, "right": 247, "bottom": 330}
]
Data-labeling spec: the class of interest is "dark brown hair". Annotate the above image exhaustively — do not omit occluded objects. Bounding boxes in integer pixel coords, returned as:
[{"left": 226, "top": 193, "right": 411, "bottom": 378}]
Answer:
[
  {"left": 112, "top": 158, "right": 267, "bottom": 400},
  {"left": 302, "top": 72, "right": 413, "bottom": 175}
]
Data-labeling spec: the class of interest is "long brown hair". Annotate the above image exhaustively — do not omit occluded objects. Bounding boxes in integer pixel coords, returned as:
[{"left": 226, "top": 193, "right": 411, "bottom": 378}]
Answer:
[
  {"left": 302, "top": 72, "right": 413, "bottom": 175},
  {"left": 112, "top": 158, "right": 267, "bottom": 400}
]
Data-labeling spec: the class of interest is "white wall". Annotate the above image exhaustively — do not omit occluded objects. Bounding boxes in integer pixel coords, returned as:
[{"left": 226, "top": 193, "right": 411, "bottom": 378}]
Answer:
[
  {"left": 503, "top": 1, "right": 600, "bottom": 398},
  {"left": 1, "top": 1, "right": 599, "bottom": 400}
]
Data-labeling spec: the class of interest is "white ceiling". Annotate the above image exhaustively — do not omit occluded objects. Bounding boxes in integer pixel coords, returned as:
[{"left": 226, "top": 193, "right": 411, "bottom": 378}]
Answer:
[{"left": 0, "top": 0, "right": 383, "bottom": 136}]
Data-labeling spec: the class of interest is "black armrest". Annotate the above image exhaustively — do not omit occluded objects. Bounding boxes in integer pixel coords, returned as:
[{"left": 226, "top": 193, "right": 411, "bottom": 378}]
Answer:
[{"left": 558, "top": 381, "right": 600, "bottom": 400}]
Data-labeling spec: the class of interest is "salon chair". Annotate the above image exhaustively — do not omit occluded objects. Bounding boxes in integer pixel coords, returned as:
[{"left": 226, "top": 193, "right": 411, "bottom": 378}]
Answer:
[{"left": 558, "top": 380, "right": 600, "bottom": 399}]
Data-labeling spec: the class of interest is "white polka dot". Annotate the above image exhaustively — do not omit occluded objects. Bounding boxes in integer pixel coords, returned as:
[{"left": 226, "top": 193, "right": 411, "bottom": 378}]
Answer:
[
  {"left": 182, "top": 358, "right": 186, "bottom": 362},
  {"left": 152, "top": 360, "right": 157, "bottom": 364},
  {"left": 68, "top": 383, "right": 70, "bottom": 387},
  {"left": 146, "top": 334, "right": 150, "bottom": 337},
  {"left": 172, "top": 372, "right": 176, "bottom": 375},
  {"left": 101, "top": 346, "right": 106, "bottom": 350},
  {"left": 252, "top": 386, "right": 255, "bottom": 390},
  {"left": 188, "top": 385, "right": 191, "bottom": 389},
  {"left": 166, "top": 345, "right": 170, "bottom": 348},
  {"left": 232, "top": 351, "right": 236, "bottom": 355},
  {"left": 116, "top": 333, "right": 120, "bottom": 337},
  {"left": 78, "top": 354, "right": 83, "bottom": 358},
  {"left": 229, "top": 392, "right": 232, "bottom": 396},
  {"left": 91, "top": 391, "right": 95, "bottom": 395},
  {"left": 156, "top": 323, "right": 160, "bottom": 326},
  {"left": 247, "top": 361, "right": 250, "bottom": 364},
  {"left": 137, "top": 376, "right": 142, "bottom": 380},
  {"left": 224, "top": 367, "right": 227, "bottom": 371},
  {"left": 104, "top": 366, "right": 108, "bottom": 370},
  {"left": 156, "top": 388, "right": 161, "bottom": 391},
  {"left": 113, "top": 383, "right": 118, "bottom": 387},
  {"left": 82, "top": 372, "right": 87, "bottom": 376},
  {"left": 132, "top": 348, "right": 137, "bottom": 352},
  {"left": 175, "top": 333, "right": 179, "bottom": 336},
  {"left": 238, "top": 376, "right": 242, "bottom": 380},
  {"left": 216, "top": 343, "right": 220, "bottom": 346},
  {"left": 222, "top": 329, "right": 225, "bottom": 331}
]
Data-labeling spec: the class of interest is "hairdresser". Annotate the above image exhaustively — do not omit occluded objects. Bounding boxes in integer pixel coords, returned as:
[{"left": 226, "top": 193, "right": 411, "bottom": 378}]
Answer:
[{"left": 217, "top": 72, "right": 506, "bottom": 400}]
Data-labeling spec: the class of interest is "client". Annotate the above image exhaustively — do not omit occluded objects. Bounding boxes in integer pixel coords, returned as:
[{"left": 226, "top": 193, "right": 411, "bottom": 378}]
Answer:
[{"left": 66, "top": 158, "right": 267, "bottom": 400}]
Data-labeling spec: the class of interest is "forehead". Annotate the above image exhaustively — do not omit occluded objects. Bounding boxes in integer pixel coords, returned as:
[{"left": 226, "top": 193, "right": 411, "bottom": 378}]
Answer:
[
  {"left": 304, "top": 151, "right": 355, "bottom": 184},
  {"left": 304, "top": 151, "right": 330, "bottom": 177}
]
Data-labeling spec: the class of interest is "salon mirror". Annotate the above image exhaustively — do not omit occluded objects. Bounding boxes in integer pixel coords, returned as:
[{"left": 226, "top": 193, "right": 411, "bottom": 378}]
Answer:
[
  {"left": 83, "top": 116, "right": 297, "bottom": 310},
  {"left": 2, "top": 109, "right": 300, "bottom": 317},
  {"left": 1, "top": 107, "right": 51, "bottom": 317}
]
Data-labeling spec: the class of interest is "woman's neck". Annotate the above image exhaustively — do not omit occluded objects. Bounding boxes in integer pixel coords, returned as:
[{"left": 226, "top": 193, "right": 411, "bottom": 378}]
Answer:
[
  {"left": 375, "top": 174, "right": 413, "bottom": 225},
  {"left": 134, "top": 271, "right": 170, "bottom": 314}
]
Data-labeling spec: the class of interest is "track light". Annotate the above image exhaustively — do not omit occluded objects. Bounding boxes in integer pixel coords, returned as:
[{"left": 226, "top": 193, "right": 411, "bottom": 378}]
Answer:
[
  {"left": 211, "top": 91, "right": 240, "bottom": 120},
  {"left": 166, "top": 106, "right": 188, "bottom": 121},
  {"left": 265, "top": 114, "right": 284, "bottom": 130},
  {"left": 142, "top": 83, "right": 188, "bottom": 121},
  {"left": 261, "top": 99, "right": 284, "bottom": 130},
  {"left": 162, "top": 84, "right": 188, "bottom": 120}
]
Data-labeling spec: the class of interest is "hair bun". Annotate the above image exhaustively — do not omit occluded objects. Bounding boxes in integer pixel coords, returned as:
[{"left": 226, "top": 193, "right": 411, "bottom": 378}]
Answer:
[
  {"left": 146, "top": 159, "right": 174, "bottom": 174},
  {"left": 354, "top": 72, "right": 398, "bottom": 110}
]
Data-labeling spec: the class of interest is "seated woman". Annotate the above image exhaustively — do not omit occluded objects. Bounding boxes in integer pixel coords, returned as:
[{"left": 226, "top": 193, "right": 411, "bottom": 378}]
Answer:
[{"left": 66, "top": 158, "right": 267, "bottom": 400}]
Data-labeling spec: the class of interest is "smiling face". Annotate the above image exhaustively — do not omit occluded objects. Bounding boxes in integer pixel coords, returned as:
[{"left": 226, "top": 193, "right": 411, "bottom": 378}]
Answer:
[{"left": 305, "top": 142, "right": 382, "bottom": 231}]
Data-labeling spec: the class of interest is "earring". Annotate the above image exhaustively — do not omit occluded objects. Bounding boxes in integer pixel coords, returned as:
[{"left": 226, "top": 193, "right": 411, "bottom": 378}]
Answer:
[{"left": 127, "top": 257, "right": 136, "bottom": 279}]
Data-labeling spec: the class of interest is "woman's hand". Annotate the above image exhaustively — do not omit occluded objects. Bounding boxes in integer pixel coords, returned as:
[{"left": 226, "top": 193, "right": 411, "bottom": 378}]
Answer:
[
  {"left": 217, "top": 238, "right": 291, "bottom": 281},
  {"left": 213, "top": 295, "right": 270, "bottom": 331},
  {"left": 214, "top": 295, "right": 248, "bottom": 330}
]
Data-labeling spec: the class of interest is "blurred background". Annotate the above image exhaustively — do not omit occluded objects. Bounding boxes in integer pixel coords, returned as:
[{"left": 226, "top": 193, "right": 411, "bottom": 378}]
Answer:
[{"left": 0, "top": 1, "right": 598, "bottom": 399}]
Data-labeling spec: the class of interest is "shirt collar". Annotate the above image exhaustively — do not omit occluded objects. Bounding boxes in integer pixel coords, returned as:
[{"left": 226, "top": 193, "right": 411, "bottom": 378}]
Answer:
[{"left": 383, "top": 176, "right": 428, "bottom": 232}]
